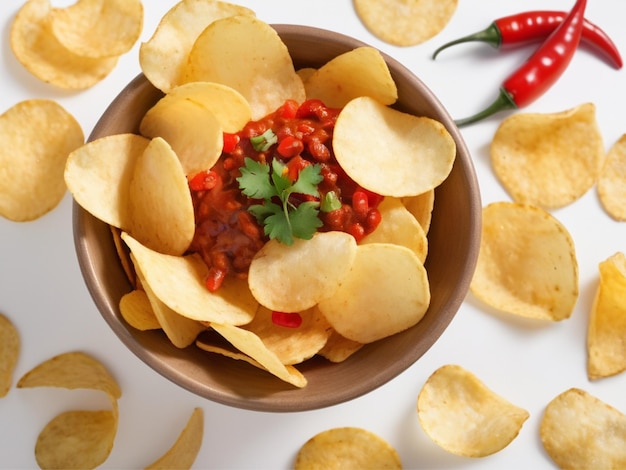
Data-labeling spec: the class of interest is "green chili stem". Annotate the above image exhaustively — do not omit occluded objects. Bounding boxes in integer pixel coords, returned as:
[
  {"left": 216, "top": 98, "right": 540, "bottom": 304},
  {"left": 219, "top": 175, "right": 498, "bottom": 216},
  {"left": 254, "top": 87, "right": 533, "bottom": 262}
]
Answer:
[{"left": 454, "top": 88, "right": 517, "bottom": 127}]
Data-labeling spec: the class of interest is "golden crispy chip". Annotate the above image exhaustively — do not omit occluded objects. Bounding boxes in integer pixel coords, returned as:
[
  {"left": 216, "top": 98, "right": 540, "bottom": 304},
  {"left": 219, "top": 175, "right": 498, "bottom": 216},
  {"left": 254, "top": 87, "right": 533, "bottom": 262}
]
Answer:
[
  {"left": 470, "top": 202, "right": 579, "bottom": 321},
  {"left": 128, "top": 137, "right": 195, "bottom": 256},
  {"left": 598, "top": 134, "right": 626, "bottom": 221},
  {"left": 401, "top": 189, "right": 435, "bottom": 234},
  {"left": 145, "top": 408, "right": 204, "bottom": 470},
  {"left": 119, "top": 289, "right": 161, "bottom": 331},
  {"left": 587, "top": 252, "right": 626, "bottom": 379},
  {"left": 139, "top": 0, "right": 255, "bottom": 92},
  {"left": 354, "top": 0, "right": 457, "bottom": 46},
  {"left": 183, "top": 15, "right": 305, "bottom": 120},
  {"left": 49, "top": 0, "right": 143, "bottom": 58},
  {"left": 112, "top": 227, "right": 137, "bottom": 288},
  {"left": 10, "top": 0, "right": 118, "bottom": 89},
  {"left": 122, "top": 232, "right": 257, "bottom": 325},
  {"left": 248, "top": 232, "right": 357, "bottom": 313},
  {"left": 296, "top": 67, "right": 317, "bottom": 83},
  {"left": 0, "top": 99, "right": 83, "bottom": 221},
  {"left": 317, "top": 330, "right": 363, "bottom": 363},
  {"left": 540, "top": 388, "right": 626, "bottom": 469},
  {"left": 318, "top": 243, "right": 430, "bottom": 344},
  {"left": 243, "top": 306, "right": 332, "bottom": 365},
  {"left": 139, "top": 95, "right": 223, "bottom": 176},
  {"left": 361, "top": 197, "right": 428, "bottom": 263},
  {"left": 294, "top": 427, "right": 402, "bottom": 469},
  {"left": 303, "top": 47, "right": 397, "bottom": 108},
  {"left": 65, "top": 133, "right": 150, "bottom": 230},
  {"left": 333, "top": 96, "right": 456, "bottom": 197},
  {"left": 0, "top": 313, "right": 20, "bottom": 398},
  {"left": 490, "top": 103, "right": 605, "bottom": 209},
  {"left": 417, "top": 364, "right": 529, "bottom": 457}
]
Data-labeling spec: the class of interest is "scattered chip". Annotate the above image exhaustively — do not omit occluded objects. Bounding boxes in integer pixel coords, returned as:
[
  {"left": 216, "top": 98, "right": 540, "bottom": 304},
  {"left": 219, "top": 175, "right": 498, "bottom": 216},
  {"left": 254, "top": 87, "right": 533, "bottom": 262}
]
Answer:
[
  {"left": 333, "top": 96, "right": 456, "bottom": 197},
  {"left": 0, "top": 99, "right": 84, "bottom": 221},
  {"left": 294, "top": 427, "right": 402, "bottom": 469},
  {"left": 0, "top": 313, "right": 20, "bottom": 398},
  {"left": 417, "top": 364, "right": 529, "bottom": 457},
  {"left": 540, "top": 388, "right": 626, "bottom": 469},
  {"left": 470, "top": 202, "right": 578, "bottom": 321},
  {"left": 119, "top": 289, "right": 161, "bottom": 331},
  {"left": 490, "top": 103, "right": 605, "bottom": 209},
  {"left": 598, "top": 134, "right": 626, "bottom": 221},
  {"left": 587, "top": 251, "right": 626, "bottom": 380},
  {"left": 354, "top": 0, "right": 458, "bottom": 46}
]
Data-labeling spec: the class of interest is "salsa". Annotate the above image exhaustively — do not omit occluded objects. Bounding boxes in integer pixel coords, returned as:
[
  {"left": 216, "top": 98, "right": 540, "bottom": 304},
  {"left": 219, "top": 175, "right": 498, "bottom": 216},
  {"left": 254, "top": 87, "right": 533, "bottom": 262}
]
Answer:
[{"left": 188, "top": 99, "right": 383, "bottom": 292}]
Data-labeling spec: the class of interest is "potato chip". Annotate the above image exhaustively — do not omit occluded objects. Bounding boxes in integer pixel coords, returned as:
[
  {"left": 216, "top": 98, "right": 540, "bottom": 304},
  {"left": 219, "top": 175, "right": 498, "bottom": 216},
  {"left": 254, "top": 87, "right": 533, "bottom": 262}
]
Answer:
[
  {"left": 490, "top": 103, "right": 605, "bottom": 209},
  {"left": 540, "top": 388, "right": 626, "bottom": 469},
  {"left": 183, "top": 15, "right": 306, "bottom": 120},
  {"left": 139, "top": 0, "right": 255, "bottom": 92},
  {"left": 65, "top": 133, "right": 150, "bottom": 230},
  {"left": 0, "top": 313, "right": 20, "bottom": 398},
  {"left": 417, "top": 364, "right": 529, "bottom": 457},
  {"left": 119, "top": 289, "right": 161, "bottom": 331},
  {"left": 354, "top": 0, "right": 458, "bottom": 46},
  {"left": 0, "top": 99, "right": 84, "bottom": 222},
  {"left": 318, "top": 243, "right": 430, "bottom": 344},
  {"left": 294, "top": 427, "right": 402, "bottom": 469},
  {"left": 303, "top": 47, "right": 397, "bottom": 107},
  {"left": 471, "top": 202, "right": 579, "bottom": 321},
  {"left": 10, "top": 0, "right": 118, "bottom": 89},
  {"left": 145, "top": 408, "right": 204, "bottom": 470},
  {"left": 247, "top": 231, "right": 357, "bottom": 313},
  {"left": 587, "top": 252, "right": 626, "bottom": 380},
  {"left": 598, "top": 134, "right": 626, "bottom": 221},
  {"left": 333, "top": 96, "right": 456, "bottom": 197},
  {"left": 317, "top": 330, "right": 363, "bottom": 363},
  {"left": 128, "top": 137, "right": 195, "bottom": 256},
  {"left": 122, "top": 232, "right": 257, "bottom": 325},
  {"left": 401, "top": 189, "right": 435, "bottom": 234},
  {"left": 49, "top": 0, "right": 143, "bottom": 58}
]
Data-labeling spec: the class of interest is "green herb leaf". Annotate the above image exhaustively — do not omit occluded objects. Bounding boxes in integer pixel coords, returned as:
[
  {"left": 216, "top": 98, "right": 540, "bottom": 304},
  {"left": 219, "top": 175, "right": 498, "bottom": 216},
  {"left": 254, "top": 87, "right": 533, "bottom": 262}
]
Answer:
[
  {"left": 291, "top": 163, "right": 324, "bottom": 196},
  {"left": 237, "top": 158, "right": 276, "bottom": 200},
  {"left": 250, "top": 128, "right": 277, "bottom": 152},
  {"left": 290, "top": 201, "right": 323, "bottom": 240}
]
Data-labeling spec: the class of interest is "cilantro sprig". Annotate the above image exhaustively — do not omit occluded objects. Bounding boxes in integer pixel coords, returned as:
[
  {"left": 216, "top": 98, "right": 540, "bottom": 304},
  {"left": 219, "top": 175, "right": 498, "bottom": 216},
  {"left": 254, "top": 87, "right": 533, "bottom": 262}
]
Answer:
[{"left": 237, "top": 157, "right": 324, "bottom": 245}]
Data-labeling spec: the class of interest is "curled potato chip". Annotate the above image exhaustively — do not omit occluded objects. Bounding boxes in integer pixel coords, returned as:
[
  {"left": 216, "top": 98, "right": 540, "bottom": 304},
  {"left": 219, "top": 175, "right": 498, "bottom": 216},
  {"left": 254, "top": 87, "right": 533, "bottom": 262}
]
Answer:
[
  {"left": 401, "top": 189, "right": 435, "bottom": 234},
  {"left": 119, "top": 289, "right": 161, "bottom": 331},
  {"left": 490, "top": 103, "right": 605, "bottom": 209},
  {"left": 540, "top": 388, "right": 626, "bottom": 469},
  {"left": 294, "top": 427, "right": 402, "bottom": 469},
  {"left": 0, "top": 313, "right": 20, "bottom": 398},
  {"left": 354, "top": 0, "right": 458, "bottom": 46},
  {"left": 49, "top": 0, "right": 143, "bottom": 58},
  {"left": 587, "top": 252, "right": 626, "bottom": 380},
  {"left": 471, "top": 202, "right": 578, "bottom": 321},
  {"left": 145, "top": 408, "right": 204, "bottom": 470},
  {"left": 303, "top": 47, "right": 397, "bottom": 107},
  {"left": 333, "top": 96, "right": 456, "bottom": 197},
  {"left": 183, "top": 15, "right": 305, "bottom": 120},
  {"left": 417, "top": 364, "right": 529, "bottom": 457},
  {"left": 10, "top": 0, "right": 118, "bottom": 89},
  {"left": 0, "top": 99, "right": 84, "bottom": 222},
  {"left": 318, "top": 243, "right": 430, "bottom": 344},
  {"left": 139, "top": 0, "right": 255, "bottom": 92},
  {"left": 247, "top": 231, "right": 357, "bottom": 313},
  {"left": 598, "top": 134, "right": 626, "bottom": 221}
]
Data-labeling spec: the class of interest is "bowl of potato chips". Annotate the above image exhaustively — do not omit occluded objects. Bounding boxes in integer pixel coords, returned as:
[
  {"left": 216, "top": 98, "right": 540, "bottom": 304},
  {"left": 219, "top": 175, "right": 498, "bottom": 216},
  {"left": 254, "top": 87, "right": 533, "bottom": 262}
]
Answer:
[{"left": 70, "top": 4, "right": 480, "bottom": 412}]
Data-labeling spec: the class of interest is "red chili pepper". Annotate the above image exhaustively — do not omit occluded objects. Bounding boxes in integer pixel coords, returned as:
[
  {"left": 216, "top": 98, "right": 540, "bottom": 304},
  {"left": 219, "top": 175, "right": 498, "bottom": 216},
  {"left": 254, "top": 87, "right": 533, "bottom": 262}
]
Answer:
[
  {"left": 433, "top": 10, "right": 622, "bottom": 69},
  {"left": 271, "top": 311, "right": 303, "bottom": 328},
  {"left": 456, "top": 0, "right": 587, "bottom": 127}
]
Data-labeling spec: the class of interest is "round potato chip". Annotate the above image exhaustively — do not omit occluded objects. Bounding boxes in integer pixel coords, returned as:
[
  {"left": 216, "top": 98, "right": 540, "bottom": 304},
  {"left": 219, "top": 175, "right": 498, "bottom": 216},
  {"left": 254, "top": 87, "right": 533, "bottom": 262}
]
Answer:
[
  {"left": 333, "top": 96, "right": 456, "bottom": 197},
  {"left": 294, "top": 427, "right": 402, "bottom": 469},
  {"left": 183, "top": 15, "right": 306, "bottom": 120},
  {"left": 540, "top": 388, "right": 626, "bottom": 469},
  {"left": 0, "top": 99, "right": 84, "bottom": 221},
  {"left": 354, "top": 0, "right": 458, "bottom": 46},
  {"left": 471, "top": 202, "right": 578, "bottom": 321},
  {"left": 417, "top": 364, "right": 529, "bottom": 457},
  {"left": 139, "top": 0, "right": 256, "bottom": 92},
  {"left": 318, "top": 243, "right": 430, "bottom": 344},
  {"left": 598, "top": 134, "right": 626, "bottom": 221},
  {"left": 490, "top": 103, "right": 605, "bottom": 209},
  {"left": 317, "top": 330, "right": 363, "bottom": 363},
  {"left": 49, "top": 0, "right": 143, "bottom": 58},
  {"left": 10, "top": 0, "right": 118, "bottom": 89},
  {"left": 0, "top": 313, "right": 20, "bottom": 398},
  {"left": 247, "top": 231, "right": 357, "bottom": 313}
]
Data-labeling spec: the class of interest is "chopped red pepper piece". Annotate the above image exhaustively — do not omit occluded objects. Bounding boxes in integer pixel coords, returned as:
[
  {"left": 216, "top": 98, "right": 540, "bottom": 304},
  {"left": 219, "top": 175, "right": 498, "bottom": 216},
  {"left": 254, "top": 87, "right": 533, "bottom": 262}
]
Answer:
[
  {"left": 189, "top": 170, "right": 220, "bottom": 191},
  {"left": 271, "top": 311, "right": 303, "bottom": 328}
]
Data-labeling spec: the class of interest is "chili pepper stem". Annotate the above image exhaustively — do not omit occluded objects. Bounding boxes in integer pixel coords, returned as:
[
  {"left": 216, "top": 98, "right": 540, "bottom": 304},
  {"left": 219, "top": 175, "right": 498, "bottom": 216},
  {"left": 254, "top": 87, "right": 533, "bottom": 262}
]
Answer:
[
  {"left": 455, "top": 88, "right": 517, "bottom": 127},
  {"left": 433, "top": 24, "right": 502, "bottom": 59}
]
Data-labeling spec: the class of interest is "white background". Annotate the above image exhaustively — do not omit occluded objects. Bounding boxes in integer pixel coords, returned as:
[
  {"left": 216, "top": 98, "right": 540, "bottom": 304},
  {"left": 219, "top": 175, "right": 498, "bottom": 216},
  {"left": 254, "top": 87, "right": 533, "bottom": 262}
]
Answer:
[{"left": 1, "top": 0, "right": 626, "bottom": 468}]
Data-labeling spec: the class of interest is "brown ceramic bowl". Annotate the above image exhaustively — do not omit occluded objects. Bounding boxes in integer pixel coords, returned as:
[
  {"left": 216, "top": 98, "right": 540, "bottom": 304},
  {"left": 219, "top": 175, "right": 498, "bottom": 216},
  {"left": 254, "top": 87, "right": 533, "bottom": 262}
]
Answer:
[{"left": 73, "top": 24, "right": 481, "bottom": 412}]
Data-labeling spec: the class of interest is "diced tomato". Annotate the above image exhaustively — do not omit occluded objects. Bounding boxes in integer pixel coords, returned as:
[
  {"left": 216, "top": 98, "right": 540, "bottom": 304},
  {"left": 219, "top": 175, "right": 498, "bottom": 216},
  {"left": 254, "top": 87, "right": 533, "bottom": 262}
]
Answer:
[{"left": 188, "top": 170, "right": 220, "bottom": 191}]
